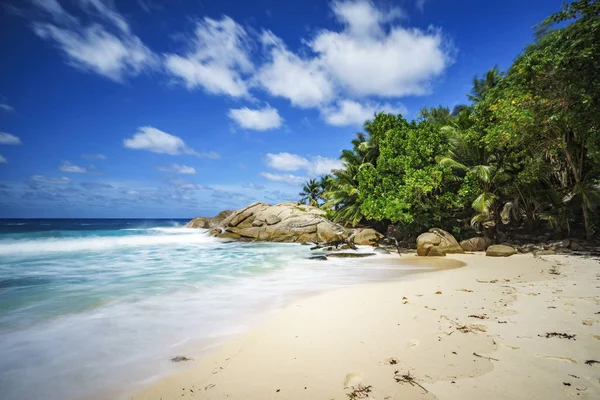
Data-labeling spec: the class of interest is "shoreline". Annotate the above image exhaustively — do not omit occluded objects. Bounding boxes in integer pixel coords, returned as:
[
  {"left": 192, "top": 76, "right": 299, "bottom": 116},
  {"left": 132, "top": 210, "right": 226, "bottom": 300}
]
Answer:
[
  {"left": 114, "top": 252, "right": 459, "bottom": 400},
  {"left": 130, "top": 253, "right": 600, "bottom": 399}
]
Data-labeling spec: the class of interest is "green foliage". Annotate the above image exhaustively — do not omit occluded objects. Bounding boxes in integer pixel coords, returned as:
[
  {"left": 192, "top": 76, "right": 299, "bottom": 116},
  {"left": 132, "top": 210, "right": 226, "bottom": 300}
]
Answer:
[
  {"left": 357, "top": 117, "right": 464, "bottom": 233},
  {"left": 316, "top": 0, "right": 600, "bottom": 238},
  {"left": 298, "top": 179, "right": 322, "bottom": 207}
]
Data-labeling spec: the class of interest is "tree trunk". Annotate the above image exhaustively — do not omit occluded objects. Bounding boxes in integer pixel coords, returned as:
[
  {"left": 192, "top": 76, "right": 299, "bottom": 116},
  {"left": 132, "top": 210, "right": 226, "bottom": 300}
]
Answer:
[
  {"left": 561, "top": 146, "right": 590, "bottom": 239},
  {"left": 582, "top": 203, "right": 592, "bottom": 240}
]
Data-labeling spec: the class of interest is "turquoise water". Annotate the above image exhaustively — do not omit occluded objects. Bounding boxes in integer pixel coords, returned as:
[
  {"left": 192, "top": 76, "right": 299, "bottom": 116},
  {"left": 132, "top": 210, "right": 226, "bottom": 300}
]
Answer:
[{"left": 0, "top": 219, "right": 424, "bottom": 400}]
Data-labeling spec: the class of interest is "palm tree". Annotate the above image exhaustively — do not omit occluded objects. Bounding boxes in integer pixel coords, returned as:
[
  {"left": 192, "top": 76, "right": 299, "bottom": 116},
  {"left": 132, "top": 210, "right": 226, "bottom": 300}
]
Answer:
[
  {"left": 320, "top": 130, "right": 380, "bottom": 226},
  {"left": 437, "top": 123, "right": 500, "bottom": 229},
  {"left": 467, "top": 67, "right": 503, "bottom": 104},
  {"left": 298, "top": 179, "right": 321, "bottom": 207},
  {"left": 341, "top": 132, "right": 378, "bottom": 167},
  {"left": 323, "top": 164, "right": 363, "bottom": 226}
]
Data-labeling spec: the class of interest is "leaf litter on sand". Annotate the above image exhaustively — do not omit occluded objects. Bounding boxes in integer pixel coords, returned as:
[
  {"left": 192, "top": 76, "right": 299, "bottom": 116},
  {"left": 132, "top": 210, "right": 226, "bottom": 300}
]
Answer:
[
  {"left": 346, "top": 384, "right": 372, "bottom": 399},
  {"left": 538, "top": 332, "right": 576, "bottom": 340},
  {"left": 393, "top": 370, "right": 428, "bottom": 393}
]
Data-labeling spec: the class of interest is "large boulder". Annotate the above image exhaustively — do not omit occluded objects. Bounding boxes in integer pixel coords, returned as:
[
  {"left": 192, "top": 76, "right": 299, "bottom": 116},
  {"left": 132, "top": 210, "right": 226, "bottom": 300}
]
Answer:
[
  {"left": 186, "top": 210, "right": 234, "bottom": 229},
  {"left": 460, "top": 236, "right": 492, "bottom": 252},
  {"left": 427, "top": 247, "right": 447, "bottom": 257},
  {"left": 486, "top": 244, "right": 517, "bottom": 257},
  {"left": 202, "top": 202, "right": 349, "bottom": 243},
  {"left": 350, "top": 228, "right": 383, "bottom": 246},
  {"left": 416, "top": 228, "right": 464, "bottom": 256}
]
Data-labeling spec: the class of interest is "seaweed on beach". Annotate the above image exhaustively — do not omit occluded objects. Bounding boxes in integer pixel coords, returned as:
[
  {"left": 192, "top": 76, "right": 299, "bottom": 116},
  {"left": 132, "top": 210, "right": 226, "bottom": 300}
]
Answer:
[
  {"left": 346, "top": 384, "right": 372, "bottom": 399},
  {"left": 468, "top": 314, "right": 488, "bottom": 320},
  {"left": 585, "top": 359, "right": 599, "bottom": 366},
  {"left": 457, "top": 324, "right": 487, "bottom": 333},
  {"left": 539, "top": 332, "right": 576, "bottom": 340},
  {"left": 549, "top": 266, "right": 561, "bottom": 275},
  {"left": 394, "top": 370, "right": 428, "bottom": 393},
  {"left": 170, "top": 356, "right": 192, "bottom": 362}
]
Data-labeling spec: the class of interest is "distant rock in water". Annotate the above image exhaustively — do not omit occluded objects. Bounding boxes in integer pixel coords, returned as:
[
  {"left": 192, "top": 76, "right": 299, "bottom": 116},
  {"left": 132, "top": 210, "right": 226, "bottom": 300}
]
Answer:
[
  {"left": 186, "top": 210, "right": 234, "bottom": 229},
  {"left": 195, "top": 202, "right": 350, "bottom": 243}
]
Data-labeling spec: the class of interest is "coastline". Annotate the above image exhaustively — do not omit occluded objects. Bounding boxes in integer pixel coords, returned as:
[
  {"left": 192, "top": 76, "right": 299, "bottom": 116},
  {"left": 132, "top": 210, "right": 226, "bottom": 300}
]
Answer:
[{"left": 130, "top": 253, "right": 600, "bottom": 400}]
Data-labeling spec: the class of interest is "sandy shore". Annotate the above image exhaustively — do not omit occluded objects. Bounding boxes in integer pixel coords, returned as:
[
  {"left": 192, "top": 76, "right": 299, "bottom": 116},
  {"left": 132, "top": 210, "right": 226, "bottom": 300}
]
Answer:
[{"left": 131, "top": 253, "right": 600, "bottom": 400}]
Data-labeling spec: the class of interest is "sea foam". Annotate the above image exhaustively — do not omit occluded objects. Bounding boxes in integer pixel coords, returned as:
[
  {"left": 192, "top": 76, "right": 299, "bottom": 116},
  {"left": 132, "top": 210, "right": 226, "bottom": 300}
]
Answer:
[{"left": 0, "top": 221, "right": 419, "bottom": 400}]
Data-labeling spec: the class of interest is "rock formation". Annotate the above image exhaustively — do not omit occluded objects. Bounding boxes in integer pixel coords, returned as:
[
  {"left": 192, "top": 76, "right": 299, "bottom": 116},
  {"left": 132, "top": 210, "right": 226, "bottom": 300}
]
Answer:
[
  {"left": 460, "top": 236, "right": 492, "bottom": 252},
  {"left": 186, "top": 210, "right": 234, "bottom": 229},
  {"left": 486, "top": 244, "right": 517, "bottom": 257},
  {"left": 416, "top": 228, "right": 464, "bottom": 256},
  {"left": 350, "top": 228, "right": 383, "bottom": 246},
  {"left": 200, "top": 202, "right": 349, "bottom": 243}
]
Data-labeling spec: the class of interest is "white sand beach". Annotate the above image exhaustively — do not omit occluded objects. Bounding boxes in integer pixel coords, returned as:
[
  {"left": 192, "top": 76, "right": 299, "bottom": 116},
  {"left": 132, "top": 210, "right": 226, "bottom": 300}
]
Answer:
[{"left": 131, "top": 253, "right": 600, "bottom": 400}]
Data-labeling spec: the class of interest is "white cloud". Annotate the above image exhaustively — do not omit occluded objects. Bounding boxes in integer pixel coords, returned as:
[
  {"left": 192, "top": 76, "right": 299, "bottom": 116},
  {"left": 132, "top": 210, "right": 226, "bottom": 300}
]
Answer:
[
  {"left": 59, "top": 160, "right": 88, "bottom": 173},
  {"left": 198, "top": 151, "right": 221, "bottom": 159},
  {"left": 264, "top": 152, "right": 343, "bottom": 176},
  {"left": 30, "top": 0, "right": 156, "bottom": 82},
  {"left": 415, "top": 0, "right": 426, "bottom": 12},
  {"left": 0, "top": 155, "right": 6, "bottom": 164},
  {"left": 256, "top": 31, "right": 335, "bottom": 108},
  {"left": 321, "top": 99, "right": 407, "bottom": 126},
  {"left": 228, "top": 106, "right": 283, "bottom": 131},
  {"left": 0, "top": 132, "right": 22, "bottom": 145},
  {"left": 124, "top": 126, "right": 196, "bottom": 155},
  {"left": 82, "top": 153, "right": 106, "bottom": 160},
  {"left": 124, "top": 126, "right": 221, "bottom": 159},
  {"left": 310, "top": 0, "right": 452, "bottom": 98},
  {"left": 330, "top": 0, "right": 405, "bottom": 37},
  {"left": 170, "top": 178, "right": 212, "bottom": 191},
  {"left": 310, "top": 156, "right": 345, "bottom": 175},
  {"left": 31, "top": 175, "right": 71, "bottom": 184},
  {"left": 260, "top": 172, "right": 307, "bottom": 185},
  {"left": 255, "top": 0, "right": 451, "bottom": 109},
  {"left": 243, "top": 183, "right": 265, "bottom": 190},
  {"left": 24, "top": 0, "right": 451, "bottom": 119},
  {"left": 34, "top": 24, "right": 156, "bottom": 82},
  {"left": 164, "top": 17, "right": 253, "bottom": 97},
  {"left": 157, "top": 164, "right": 197, "bottom": 174},
  {"left": 265, "top": 152, "right": 310, "bottom": 171},
  {"left": 0, "top": 103, "right": 14, "bottom": 112},
  {"left": 32, "top": 0, "right": 78, "bottom": 25},
  {"left": 79, "top": 0, "right": 131, "bottom": 34}
]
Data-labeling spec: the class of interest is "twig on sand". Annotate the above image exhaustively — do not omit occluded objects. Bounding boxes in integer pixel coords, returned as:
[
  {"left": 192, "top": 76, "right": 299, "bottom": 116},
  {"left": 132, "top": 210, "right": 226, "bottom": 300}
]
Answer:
[
  {"left": 457, "top": 324, "right": 487, "bottom": 333},
  {"left": 394, "top": 371, "right": 428, "bottom": 393},
  {"left": 473, "top": 352, "right": 499, "bottom": 361},
  {"left": 346, "top": 384, "right": 372, "bottom": 399},
  {"left": 539, "top": 332, "right": 576, "bottom": 340},
  {"left": 468, "top": 314, "right": 488, "bottom": 320}
]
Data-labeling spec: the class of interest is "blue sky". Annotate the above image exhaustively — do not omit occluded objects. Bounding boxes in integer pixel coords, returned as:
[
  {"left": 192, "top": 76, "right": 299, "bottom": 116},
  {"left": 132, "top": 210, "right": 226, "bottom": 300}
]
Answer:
[{"left": 0, "top": 0, "right": 563, "bottom": 218}]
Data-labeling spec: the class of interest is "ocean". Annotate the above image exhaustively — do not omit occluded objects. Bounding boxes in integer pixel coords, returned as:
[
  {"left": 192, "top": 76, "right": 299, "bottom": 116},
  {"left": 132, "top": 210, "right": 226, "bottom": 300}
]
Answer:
[{"left": 0, "top": 218, "right": 428, "bottom": 399}]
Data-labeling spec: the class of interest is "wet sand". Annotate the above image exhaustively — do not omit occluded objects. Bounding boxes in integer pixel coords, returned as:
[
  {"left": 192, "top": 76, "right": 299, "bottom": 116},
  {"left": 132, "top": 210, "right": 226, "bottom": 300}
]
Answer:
[{"left": 131, "top": 253, "right": 600, "bottom": 400}]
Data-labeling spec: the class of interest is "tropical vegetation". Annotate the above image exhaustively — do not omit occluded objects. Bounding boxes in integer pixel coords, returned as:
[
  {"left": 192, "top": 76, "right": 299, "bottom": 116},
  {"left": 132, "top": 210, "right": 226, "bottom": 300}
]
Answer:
[{"left": 300, "top": 0, "right": 600, "bottom": 240}]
